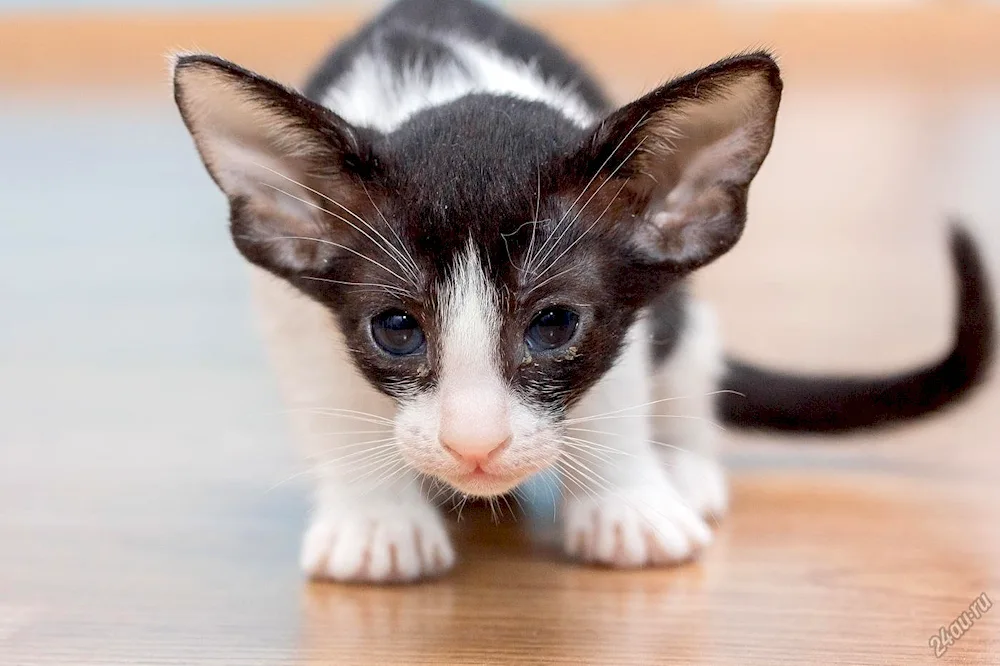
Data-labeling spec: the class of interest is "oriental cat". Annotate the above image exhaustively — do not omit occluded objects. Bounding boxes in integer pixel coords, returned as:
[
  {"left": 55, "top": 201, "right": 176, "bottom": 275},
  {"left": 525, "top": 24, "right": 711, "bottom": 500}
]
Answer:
[{"left": 172, "top": 0, "right": 995, "bottom": 582}]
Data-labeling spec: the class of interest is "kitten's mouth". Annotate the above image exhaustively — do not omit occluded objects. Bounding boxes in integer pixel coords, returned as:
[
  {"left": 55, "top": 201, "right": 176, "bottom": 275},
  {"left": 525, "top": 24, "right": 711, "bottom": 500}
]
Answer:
[{"left": 445, "top": 467, "right": 524, "bottom": 497}]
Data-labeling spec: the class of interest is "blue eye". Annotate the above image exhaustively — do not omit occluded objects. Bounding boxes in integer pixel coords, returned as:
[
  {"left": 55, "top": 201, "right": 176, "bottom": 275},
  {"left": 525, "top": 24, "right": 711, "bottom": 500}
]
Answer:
[
  {"left": 372, "top": 309, "right": 425, "bottom": 356},
  {"left": 526, "top": 307, "right": 579, "bottom": 351}
]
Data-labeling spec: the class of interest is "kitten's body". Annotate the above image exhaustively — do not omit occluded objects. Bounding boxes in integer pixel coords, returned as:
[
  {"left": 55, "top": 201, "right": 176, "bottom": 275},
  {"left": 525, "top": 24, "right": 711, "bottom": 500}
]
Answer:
[{"left": 174, "top": 0, "right": 994, "bottom": 582}]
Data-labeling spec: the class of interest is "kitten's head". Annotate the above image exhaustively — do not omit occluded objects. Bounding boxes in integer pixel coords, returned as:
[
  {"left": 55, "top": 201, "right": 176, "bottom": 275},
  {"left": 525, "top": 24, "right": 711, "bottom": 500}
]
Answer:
[{"left": 173, "top": 53, "right": 781, "bottom": 496}]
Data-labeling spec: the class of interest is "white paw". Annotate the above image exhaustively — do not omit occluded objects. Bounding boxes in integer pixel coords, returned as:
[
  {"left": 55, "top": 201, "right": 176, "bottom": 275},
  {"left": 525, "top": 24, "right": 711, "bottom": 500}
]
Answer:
[
  {"left": 301, "top": 500, "right": 455, "bottom": 583},
  {"left": 563, "top": 482, "right": 712, "bottom": 568},
  {"left": 667, "top": 454, "right": 729, "bottom": 519}
]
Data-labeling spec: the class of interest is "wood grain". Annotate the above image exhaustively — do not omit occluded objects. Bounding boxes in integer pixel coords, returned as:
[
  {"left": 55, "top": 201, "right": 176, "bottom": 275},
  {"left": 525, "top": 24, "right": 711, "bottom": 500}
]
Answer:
[{"left": 1, "top": 7, "right": 999, "bottom": 666}]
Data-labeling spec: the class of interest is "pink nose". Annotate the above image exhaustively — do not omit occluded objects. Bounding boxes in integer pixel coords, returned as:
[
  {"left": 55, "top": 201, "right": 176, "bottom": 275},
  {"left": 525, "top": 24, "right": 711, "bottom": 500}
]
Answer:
[
  {"left": 441, "top": 436, "right": 511, "bottom": 466},
  {"left": 438, "top": 384, "right": 511, "bottom": 466}
]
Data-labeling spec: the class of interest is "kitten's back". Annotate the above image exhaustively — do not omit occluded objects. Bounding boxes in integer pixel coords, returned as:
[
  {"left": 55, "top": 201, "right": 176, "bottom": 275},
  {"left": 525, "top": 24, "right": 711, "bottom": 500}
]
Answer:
[{"left": 303, "top": 0, "right": 609, "bottom": 132}]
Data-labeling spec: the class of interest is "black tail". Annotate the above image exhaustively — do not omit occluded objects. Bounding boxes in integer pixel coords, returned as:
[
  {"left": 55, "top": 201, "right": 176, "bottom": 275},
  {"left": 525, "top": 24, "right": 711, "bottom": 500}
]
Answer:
[{"left": 719, "top": 224, "right": 995, "bottom": 433}]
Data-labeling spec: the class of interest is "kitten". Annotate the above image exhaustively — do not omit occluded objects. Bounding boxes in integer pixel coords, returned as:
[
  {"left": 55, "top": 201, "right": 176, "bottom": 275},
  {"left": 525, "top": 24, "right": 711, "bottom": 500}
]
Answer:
[{"left": 172, "top": 0, "right": 995, "bottom": 582}]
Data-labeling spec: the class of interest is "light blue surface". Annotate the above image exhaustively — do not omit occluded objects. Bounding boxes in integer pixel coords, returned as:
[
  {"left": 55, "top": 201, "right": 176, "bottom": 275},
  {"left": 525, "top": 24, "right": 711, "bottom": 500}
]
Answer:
[
  {"left": 0, "top": 98, "right": 308, "bottom": 661},
  {"left": 0, "top": 97, "right": 300, "bottom": 485}
]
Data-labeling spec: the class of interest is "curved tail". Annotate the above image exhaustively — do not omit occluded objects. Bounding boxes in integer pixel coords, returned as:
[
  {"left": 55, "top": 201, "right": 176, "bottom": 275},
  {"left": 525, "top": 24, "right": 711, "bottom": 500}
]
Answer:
[{"left": 719, "top": 224, "right": 995, "bottom": 433}]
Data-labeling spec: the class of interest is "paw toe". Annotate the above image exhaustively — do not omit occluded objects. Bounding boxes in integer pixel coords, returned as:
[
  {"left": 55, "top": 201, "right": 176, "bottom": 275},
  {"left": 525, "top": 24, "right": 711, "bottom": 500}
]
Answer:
[
  {"left": 302, "top": 503, "right": 454, "bottom": 583},
  {"left": 563, "top": 485, "right": 713, "bottom": 568}
]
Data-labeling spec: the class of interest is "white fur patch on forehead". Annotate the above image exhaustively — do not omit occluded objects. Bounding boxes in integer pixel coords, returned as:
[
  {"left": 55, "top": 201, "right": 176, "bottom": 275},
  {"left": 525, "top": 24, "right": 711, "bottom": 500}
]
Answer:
[{"left": 437, "top": 244, "right": 504, "bottom": 381}]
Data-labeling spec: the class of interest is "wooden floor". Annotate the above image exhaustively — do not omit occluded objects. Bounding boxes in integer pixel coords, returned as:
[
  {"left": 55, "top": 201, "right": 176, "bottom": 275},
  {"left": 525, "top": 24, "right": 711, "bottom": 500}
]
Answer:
[{"left": 1, "top": 7, "right": 999, "bottom": 665}]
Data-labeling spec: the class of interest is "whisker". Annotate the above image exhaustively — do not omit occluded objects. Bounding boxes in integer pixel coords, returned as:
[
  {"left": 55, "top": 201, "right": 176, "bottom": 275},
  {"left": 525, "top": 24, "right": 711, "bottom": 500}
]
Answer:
[
  {"left": 527, "top": 111, "right": 649, "bottom": 274},
  {"left": 361, "top": 180, "right": 421, "bottom": 279},
  {"left": 553, "top": 463, "right": 584, "bottom": 504},
  {"left": 369, "top": 463, "right": 416, "bottom": 494},
  {"left": 351, "top": 455, "right": 407, "bottom": 485},
  {"left": 501, "top": 218, "right": 549, "bottom": 274},
  {"left": 267, "top": 442, "right": 398, "bottom": 491},
  {"left": 558, "top": 438, "right": 620, "bottom": 464},
  {"left": 254, "top": 164, "right": 419, "bottom": 282},
  {"left": 556, "top": 458, "right": 601, "bottom": 502},
  {"left": 428, "top": 480, "right": 453, "bottom": 506},
  {"left": 455, "top": 493, "right": 471, "bottom": 522},
  {"left": 558, "top": 451, "right": 614, "bottom": 495},
  {"left": 500, "top": 493, "right": 517, "bottom": 520},
  {"left": 509, "top": 489, "right": 527, "bottom": 517},
  {"left": 308, "top": 440, "right": 400, "bottom": 466},
  {"left": 357, "top": 461, "right": 408, "bottom": 494},
  {"left": 532, "top": 177, "right": 630, "bottom": 282},
  {"left": 523, "top": 265, "right": 578, "bottom": 297},
  {"left": 564, "top": 427, "right": 697, "bottom": 456},
  {"left": 316, "top": 449, "right": 402, "bottom": 477},
  {"left": 304, "top": 415, "right": 393, "bottom": 429},
  {"left": 304, "top": 429, "right": 394, "bottom": 438},
  {"left": 513, "top": 164, "right": 544, "bottom": 276},
  {"left": 563, "top": 390, "right": 742, "bottom": 423},
  {"left": 401, "top": 469, "right": 423, "bottom": 494},
  {"left": 266, "top": 469, "right": 316, "bottom": 492},
  {"left": 569, "top": 413, "right": 726, "bottom": 431},
  {"left": 561, "top": 435, "right": 636, "bottom": 459},
  {"left": 259, "top": 232, "right": 413, "bottom": 286},
  {"left": 532, "top": 138, "right": 644, "bottom": 279},
  {"left": 300, "top": 275, "right": 411, "bottom": 296},
  {"left": 560, "top": 452, "right": 708, "bottom": 531},
  {"left": 288, "top": 407, "right": 395, "bottom": 425}
]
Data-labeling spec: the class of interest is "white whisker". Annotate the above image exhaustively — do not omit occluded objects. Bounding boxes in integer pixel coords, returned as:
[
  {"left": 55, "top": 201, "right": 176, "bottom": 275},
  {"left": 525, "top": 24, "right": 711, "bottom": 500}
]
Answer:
[
  {"left": 287, "top": 407, "right": 395, "bottom": 425},
  {"left": 300, "top": 275, "right": 411, "bottom": 296},
  {"left": 527, "top": 111, "right": 649, "bottom": 274},
  {"left": 358, "top": 461, "right": 408, "bottom": 494},
  {"left": 564, "top": 427, "right": 697, "bottom": 456},
  {"left": 569, "top": 413, "right": 726, "bottom": 431},
  {"left": 532, "top": 177, "right": 630, "bottom": 282},
  {"left": 563, "top": 390, "right": 741, "bottom": 423},
  {"left": 254, "top": 163, "right": 419, "bottom": 282},
  {"left": 309, "top": 440, "right": 400, "bottom": 467},
  {"left": 259, "top": 231, "right": 413, "bottom": 285},
  {"left": 561, "top": 435, "right": 635, "bottom": 458},
  {"left": 352, "top": 455, "right": 407, "bottom": 486},
  {"left": 523, "top": 264, "right": 578, "bottom": 297},
  {"left": 361, "top": 179, "right": 421, "bottom": 278},
  {"left": 532, "top": 138, "right": 644, "bottom": 279},
  {"left": 304, "top": 429, "right": 394, "bottom": 438}
]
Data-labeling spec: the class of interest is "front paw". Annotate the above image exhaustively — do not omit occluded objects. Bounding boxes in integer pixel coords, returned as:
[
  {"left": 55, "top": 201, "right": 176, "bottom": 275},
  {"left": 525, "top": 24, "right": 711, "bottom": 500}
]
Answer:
[
  {"left": 563, "top": 482, "right": 712, "bottom": 568},
  {"left": 301, "top": 499, "right": 455, "bottom": 583},
  {"left": 667, "top": 453, "right": 728, "bottom": 519}
]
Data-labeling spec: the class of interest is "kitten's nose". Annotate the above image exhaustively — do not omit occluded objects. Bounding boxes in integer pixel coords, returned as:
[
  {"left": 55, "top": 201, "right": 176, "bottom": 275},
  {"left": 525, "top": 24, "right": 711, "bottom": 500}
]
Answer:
[
  {"left": 440, "top": 435, "right": 511, "bottom": 466},
  {"left": 439, "top": 386, "right": 511, "bottom": 465}
]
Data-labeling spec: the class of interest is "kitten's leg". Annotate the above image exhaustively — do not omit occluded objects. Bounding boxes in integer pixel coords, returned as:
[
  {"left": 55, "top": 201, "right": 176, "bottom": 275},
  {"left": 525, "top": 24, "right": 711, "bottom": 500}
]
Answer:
[
  {"left": 561, "top": 319, "right": 712, "bottom": 567},
  {"left": 650, "top": 299, "right": 728, "bottom": 518},
  {"left": 251, "top": 268, "right": 454, "bottom": 582}
]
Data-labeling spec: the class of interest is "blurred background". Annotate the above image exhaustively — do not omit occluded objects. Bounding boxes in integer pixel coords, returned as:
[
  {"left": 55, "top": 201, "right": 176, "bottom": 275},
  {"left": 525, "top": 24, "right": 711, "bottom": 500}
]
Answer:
[{"left": 1, "top": 0, "right": 998, "bottom": 664}]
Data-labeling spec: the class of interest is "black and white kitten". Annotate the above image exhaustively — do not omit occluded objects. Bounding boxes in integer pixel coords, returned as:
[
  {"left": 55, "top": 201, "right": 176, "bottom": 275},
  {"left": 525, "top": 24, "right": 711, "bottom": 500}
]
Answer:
[{"left": 172, "top": 0, "right": 995, "bottom": 582}]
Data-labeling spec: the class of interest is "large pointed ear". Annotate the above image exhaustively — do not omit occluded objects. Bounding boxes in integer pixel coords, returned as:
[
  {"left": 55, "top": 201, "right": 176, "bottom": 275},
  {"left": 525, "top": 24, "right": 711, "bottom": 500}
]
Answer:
[
  {"left": 571, "top": 52, "right": 781, "bottom": 272},
  {"left": 172, "top": 54, "right": 373, "bottom": 276}
]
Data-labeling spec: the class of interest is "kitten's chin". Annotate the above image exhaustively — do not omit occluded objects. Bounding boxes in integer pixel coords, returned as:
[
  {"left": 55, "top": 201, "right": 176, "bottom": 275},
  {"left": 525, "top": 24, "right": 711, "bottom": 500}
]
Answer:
[{"left": 441, "top": 470, "right": 524, "bottom": 498}]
